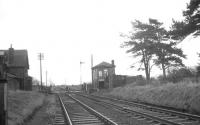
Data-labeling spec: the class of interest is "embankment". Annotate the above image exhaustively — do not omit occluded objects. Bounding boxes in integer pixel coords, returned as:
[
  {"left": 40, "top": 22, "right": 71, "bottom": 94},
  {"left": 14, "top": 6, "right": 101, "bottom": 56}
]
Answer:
[
  {"left": 8, "top": 90, "right": 45, "bottom": 125},
  {"left": 102, "top": 82, "right": 200, "bottom": 114}
]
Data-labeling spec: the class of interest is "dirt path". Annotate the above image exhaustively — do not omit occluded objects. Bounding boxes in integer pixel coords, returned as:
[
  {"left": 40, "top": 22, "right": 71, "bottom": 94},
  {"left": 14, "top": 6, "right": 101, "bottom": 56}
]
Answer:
[{"left": 25, "top": 94, "right": 57, "bottom": 125}]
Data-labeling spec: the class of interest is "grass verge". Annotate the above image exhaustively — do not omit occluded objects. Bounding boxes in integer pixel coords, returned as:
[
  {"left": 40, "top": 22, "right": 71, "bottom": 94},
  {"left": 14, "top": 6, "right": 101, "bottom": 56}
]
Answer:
[
  {"left": 8, "top": 90, "right": 45, "bottom": 125},
  {"left": 101, "top": 82, "right": 200, "bottom": 114}
]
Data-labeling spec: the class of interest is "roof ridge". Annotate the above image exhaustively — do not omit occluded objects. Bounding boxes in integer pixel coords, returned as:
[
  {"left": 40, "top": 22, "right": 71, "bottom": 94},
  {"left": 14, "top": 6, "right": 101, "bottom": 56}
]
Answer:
[{"left": 93, "top": 61, "right": 114, "bottom": 69}]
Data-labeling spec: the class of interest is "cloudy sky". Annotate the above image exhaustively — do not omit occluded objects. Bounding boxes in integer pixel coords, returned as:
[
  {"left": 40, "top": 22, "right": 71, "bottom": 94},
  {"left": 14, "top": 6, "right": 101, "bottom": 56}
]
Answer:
[{"left": 1, "top": 0, "right": 199, "bottom": 85}]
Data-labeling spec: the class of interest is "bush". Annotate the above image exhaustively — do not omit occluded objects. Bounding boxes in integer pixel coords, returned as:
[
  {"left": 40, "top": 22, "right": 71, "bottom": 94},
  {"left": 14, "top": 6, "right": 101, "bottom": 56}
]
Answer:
[
  {"left": 196, "top": 65, "right": 200, "bottom": 76},
  {"left": 135, "top": 76, "right": 147, "bottom": 85},
  {"left": 166, "top": 67, "right": 196, "bottom": 83}
]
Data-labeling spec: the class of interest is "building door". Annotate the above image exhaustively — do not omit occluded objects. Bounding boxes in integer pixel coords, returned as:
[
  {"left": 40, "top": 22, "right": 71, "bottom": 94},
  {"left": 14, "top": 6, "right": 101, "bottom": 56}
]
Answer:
[
  {"left": 19, "top": 79, "right": 24, "bottom": 90},
  {"left": 98, "top": 81, "right": 105, "bottom": 89}
]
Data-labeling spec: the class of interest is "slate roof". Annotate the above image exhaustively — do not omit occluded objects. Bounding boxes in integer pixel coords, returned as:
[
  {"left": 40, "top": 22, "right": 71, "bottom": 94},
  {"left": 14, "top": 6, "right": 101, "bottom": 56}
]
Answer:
[
  {"left": 11, "top": 50, "right": 29, "bottom": 68},
  {"left": 92, "top": 61, "right": 115, "bottom": 69},
  {"left": 0, "top": 49, "right": 29, "bottom": 69}
]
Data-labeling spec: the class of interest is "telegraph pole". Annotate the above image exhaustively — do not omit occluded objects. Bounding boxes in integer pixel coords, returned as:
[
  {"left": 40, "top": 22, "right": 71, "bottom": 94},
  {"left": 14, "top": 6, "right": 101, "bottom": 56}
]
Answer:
[
  {"left": 80, "top": 61, "right": 82, "bottom": 85},
  {"left": 91, "top": 54, "right": 94, "bottom": 88},
  {"left": 38, "top": 53, "right": 44, "bottom": 91},
  {"left": 45, "top": 70, "right": 48, "bottom": 93},
  {"left": 80, "top": 61, "right": 84, "bottom": 85},
  {"left": 46, "top": 70, "right": 47, "bottom": 87}
]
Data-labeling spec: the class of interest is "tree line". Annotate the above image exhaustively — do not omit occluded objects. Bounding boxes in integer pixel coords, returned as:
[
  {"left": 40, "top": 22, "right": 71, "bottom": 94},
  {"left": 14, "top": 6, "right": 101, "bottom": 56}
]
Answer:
[{"left": 121, "top": 0, "right": 200, "bottom": 83}]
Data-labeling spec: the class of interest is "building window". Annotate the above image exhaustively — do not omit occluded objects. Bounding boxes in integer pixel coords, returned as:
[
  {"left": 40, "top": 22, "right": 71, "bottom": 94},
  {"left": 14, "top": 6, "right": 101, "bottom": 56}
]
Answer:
[
  {"left": 104, "top": 69, "right": 108, "bottom": 76},
  {"left": 98, "top": 71, "right": 102, "bottom": 77}
]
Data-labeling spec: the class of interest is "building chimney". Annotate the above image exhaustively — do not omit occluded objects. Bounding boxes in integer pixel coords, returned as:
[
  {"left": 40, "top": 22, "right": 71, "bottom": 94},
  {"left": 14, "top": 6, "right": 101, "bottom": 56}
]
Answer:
[
  {"left": 8, "top": 44, "right": 14, "bottom": 64},
  {"left": 111, "top": 60, "right": 114, "bottom": 66}
]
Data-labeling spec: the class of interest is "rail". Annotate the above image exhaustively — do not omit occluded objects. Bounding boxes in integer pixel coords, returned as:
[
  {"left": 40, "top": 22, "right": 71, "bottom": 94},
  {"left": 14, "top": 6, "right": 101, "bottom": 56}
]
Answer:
[
  {"left": 68, "top": 94, "right": 118, "bottom": 125},
  {"left": 75, "top": 93, "right": 200, "bottom": 125},
  {"left": 58, "top": 94, "right": 73, "bottom": 125},
  {"left": 90, "top": 94, "right": 200, "bottom": 121}
]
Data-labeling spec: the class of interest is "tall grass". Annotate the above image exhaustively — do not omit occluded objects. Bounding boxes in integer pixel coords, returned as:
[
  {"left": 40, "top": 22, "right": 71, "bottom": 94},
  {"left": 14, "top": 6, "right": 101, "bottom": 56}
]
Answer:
[
  {"left": 107, "top": 81, "right": 200, "bottom": 114},
  {"left": 8, "top": 90, "right": 45, "bottom": 125}
]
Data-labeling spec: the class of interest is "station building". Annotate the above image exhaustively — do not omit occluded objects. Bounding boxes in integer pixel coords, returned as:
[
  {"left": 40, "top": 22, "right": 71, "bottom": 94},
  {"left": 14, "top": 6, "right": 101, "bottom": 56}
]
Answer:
[
  {"left": 92, "top": 60, "right": 115, "bottom": 89},
  {"left": 91, "top": 60, "right": 143, "bottom": 90},
  {"left": 0, "top": 46, "right": 32, "bottom": 91}
]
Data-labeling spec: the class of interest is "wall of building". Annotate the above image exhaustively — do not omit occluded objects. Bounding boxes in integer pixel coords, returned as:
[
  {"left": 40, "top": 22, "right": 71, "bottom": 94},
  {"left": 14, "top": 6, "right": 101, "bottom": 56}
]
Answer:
[
  {"left": 126, "top": 75, "right": 143, "bottom": 84},
  {"left": 7, "top": 67, "right": 32, "bottom": 91},
  {"left": 92, "top": 67, "right": 115, "bottom": 89},
  {"left": 113, "top": 75, "right": 126, "bottom": 87},
  {"left": 24, "top": 76, "right": 32, "bottom": 91},
  {"left": 7, "top": 77, "right": 20, "bottom": 90},
  {"left": 111, "top": 75, "right": 144, "bottom": 88},
  {"left": 7, "top": 67, "right": 27, "bottom": 78}
]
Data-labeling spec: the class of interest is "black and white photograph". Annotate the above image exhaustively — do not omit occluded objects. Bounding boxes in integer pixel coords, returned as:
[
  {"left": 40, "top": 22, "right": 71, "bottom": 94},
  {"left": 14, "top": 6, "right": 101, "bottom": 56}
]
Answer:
[{"left": 0, "top": 0, "right": 200, "bottom": 125}]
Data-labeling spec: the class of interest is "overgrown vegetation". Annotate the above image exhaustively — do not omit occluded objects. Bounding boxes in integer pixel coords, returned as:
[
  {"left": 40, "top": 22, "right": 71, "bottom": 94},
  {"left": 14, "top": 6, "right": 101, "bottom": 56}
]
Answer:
[
  {"left": 104, "top": 81, "right": 200, "bottom": 114},
  {"left": 8, "top": 90, "right": 44, "bottom": 125}
]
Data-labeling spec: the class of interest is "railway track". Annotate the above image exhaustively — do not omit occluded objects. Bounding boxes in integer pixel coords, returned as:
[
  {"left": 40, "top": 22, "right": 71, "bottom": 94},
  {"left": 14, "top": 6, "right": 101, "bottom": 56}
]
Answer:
[
  {"left": 90, "top": 94, "right": 200, "bottom": 121},
  {"left": 58, "top": 93, "right": 118, "bottom": 125},
  {"left": 74, "top": 92, "right": 200, "bottom": 125}
]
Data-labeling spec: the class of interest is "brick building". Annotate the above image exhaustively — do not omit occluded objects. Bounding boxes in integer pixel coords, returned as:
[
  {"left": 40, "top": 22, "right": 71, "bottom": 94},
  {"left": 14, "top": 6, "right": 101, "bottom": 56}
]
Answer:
[
  {"left": 92, "top": 60, "right": 115, "bottom": 89},
  {"left": 91, "top": 60, "right": 143, "bottom": 90},
  {"left": 0, "top": 46, "right": 32, "bottom": 90}
]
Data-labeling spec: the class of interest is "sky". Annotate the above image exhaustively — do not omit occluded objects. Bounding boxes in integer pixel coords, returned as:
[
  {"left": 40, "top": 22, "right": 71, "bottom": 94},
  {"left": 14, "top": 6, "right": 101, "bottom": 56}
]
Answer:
[{"left": 0, "top": 0, "right": 199, "bottom": 85}]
